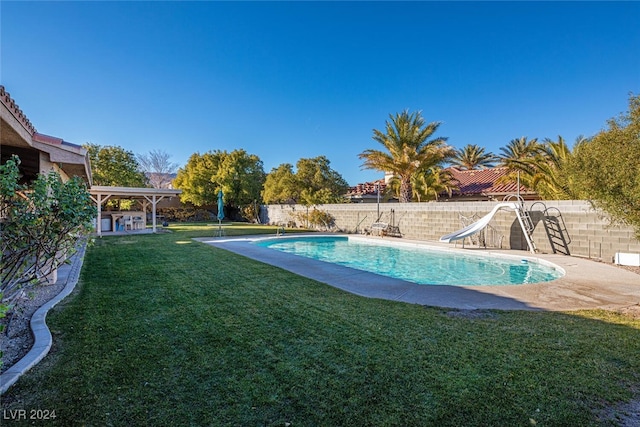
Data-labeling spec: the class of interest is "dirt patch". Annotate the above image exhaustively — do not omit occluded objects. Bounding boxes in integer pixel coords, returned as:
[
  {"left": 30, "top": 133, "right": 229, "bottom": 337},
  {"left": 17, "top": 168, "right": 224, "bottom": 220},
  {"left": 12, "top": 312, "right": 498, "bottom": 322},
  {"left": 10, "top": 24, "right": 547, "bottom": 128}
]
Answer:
[
  {"left": 1, "top": 239, "right": 86, "bottom": 377},
  {"left": 0, "top": 281, "right": 64, "bottom": 374},
  {"left": 616, "top": 303, "right": 640, "bottom": 319}
]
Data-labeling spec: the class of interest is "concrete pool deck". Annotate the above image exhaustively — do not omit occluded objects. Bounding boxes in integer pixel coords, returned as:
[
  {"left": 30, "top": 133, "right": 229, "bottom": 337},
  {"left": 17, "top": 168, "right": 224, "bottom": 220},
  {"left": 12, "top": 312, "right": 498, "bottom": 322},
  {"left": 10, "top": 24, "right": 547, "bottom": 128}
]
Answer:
[{"left": 195, "top": 234, "right": 640, "bottom": 312}]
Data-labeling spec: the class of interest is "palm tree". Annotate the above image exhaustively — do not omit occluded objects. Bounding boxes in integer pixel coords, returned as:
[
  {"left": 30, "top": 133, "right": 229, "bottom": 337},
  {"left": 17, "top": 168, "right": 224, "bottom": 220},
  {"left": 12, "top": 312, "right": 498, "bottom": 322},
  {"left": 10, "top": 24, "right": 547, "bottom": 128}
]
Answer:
[
  {"left": 499, "top": 136, "right": 586, "bottom": 199},
  {"left": 526, "top": 136, "right": 587, "bottom": 199},
  {"left": 359, "top": 110, "right": 453, "bottom": 203},
  {"left": 496, "top": 137, "right": 541, "bottom": 191},
  {"left": 450, "top": 144, "right": 496, "bottom": 170},
  {"left": 411, "top": 166, "right": 458, "bottom": 202},
  {"left": 498, "top": 137, "right": 541, "bottom": 166}
]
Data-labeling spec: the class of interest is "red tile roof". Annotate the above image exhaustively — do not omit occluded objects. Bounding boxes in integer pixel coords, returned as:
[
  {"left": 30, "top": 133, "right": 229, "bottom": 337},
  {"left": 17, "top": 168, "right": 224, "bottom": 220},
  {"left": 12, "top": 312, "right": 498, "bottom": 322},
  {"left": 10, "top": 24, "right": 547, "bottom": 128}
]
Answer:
[
  {"left": 0, "top": 85, "right": 36, "bottom": 134},
  {"left": 33, "top": 132, "right": 63, "bottom": 145},
  {"left": 447, "top": 167, "right": 532, "bottom": 196},
  {"left": 347, "top": 167, "right": 535, "bottom": 199},
  {"left": 347, "top": 179, "right": 387, "bottom": 196}
]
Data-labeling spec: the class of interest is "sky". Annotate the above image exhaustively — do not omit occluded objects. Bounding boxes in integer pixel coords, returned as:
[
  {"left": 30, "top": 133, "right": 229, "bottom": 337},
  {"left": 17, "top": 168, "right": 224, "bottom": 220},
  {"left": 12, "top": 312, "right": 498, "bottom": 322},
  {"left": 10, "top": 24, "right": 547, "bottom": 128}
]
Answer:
[{"left": 1, "top": 1, "right": 638, "bottom": 186}]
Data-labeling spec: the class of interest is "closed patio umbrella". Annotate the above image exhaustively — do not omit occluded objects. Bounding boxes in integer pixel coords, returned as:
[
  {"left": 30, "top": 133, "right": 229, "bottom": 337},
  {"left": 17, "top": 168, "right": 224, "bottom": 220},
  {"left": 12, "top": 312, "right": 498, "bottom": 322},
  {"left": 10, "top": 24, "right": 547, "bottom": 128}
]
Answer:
[{"left": 217, "top": 190, "right": 224, "bottom": 236}]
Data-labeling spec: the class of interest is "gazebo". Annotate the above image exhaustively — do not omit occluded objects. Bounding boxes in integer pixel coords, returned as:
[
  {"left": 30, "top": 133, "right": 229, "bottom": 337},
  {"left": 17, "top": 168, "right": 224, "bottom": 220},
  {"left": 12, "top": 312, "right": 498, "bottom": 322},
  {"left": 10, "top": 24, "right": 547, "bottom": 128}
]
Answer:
[{"left": 89, "top": 186, "right": 181, "bottom": 236}]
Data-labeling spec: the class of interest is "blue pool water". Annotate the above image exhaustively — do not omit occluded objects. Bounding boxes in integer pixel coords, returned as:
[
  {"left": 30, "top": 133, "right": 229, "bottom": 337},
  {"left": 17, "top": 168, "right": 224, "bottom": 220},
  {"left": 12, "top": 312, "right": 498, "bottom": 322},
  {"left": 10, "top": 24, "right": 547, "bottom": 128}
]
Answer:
[{"left": 255, "top": 236, "right": 563, "bottom": 286}]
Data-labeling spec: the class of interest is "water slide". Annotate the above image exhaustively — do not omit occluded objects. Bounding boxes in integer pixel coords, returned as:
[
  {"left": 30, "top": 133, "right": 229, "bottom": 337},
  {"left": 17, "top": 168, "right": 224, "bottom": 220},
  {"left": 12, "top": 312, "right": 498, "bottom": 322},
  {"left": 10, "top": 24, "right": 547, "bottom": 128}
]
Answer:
[{"left": 439, "top": 202, "right": 519, "bottom": 243}]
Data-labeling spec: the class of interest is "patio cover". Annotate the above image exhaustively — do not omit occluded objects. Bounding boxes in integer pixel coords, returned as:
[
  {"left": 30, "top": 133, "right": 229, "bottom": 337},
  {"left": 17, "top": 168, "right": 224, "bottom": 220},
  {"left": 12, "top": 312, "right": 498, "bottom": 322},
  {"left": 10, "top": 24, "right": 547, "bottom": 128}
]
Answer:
[{"left": 89, "top": 186, "right": 181, "bottom": 235}]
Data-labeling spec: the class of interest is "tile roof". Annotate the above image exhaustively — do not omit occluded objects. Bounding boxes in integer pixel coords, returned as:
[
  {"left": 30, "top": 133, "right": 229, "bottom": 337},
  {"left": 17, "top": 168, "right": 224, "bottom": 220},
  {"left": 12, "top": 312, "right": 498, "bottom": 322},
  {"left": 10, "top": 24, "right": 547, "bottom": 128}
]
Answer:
[
  {"left": 347, "top": 167, "right": 535, "bottom": 198},
  {"left": 32, "top": 132, "right": 63, "bottom": 145},
  {"left": 0, "top": 85, "right": 36, "bottom": 134},
  {"left": 32, "top": 132, "right": 84, "bottom": 150},
  {"left": 447, "top": 167, "right": 533, "bottom": 196},
  {"left": 347, "top": 179, "right": 387, "bottom": 196}
]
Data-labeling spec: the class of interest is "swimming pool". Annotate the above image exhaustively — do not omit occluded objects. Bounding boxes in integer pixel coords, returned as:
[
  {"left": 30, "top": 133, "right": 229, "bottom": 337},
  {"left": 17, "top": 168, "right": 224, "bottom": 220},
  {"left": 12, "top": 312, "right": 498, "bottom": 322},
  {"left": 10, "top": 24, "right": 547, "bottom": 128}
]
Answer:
[{"left": 254, "top": 236, "right": 564, "bottom": 286}]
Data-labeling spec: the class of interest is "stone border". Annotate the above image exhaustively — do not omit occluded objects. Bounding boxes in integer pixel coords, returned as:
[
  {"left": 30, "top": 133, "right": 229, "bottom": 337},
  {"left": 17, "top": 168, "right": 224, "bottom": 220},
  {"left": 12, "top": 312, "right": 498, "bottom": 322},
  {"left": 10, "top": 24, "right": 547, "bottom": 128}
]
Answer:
[{"left": 0, "top": 241, "right": 87, "bottom": 395}]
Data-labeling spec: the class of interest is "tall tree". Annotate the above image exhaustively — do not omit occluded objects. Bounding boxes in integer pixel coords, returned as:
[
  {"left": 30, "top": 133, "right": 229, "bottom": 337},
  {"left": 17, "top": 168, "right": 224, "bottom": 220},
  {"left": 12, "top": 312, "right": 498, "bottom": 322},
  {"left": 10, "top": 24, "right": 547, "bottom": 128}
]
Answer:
[
  {"left": 137, "top": 149, "right": 178, "bottom": 189},
  {"left": 173, "top": 151, "right": 222, "bottom": 206},
  {"left": 529, "top": 136, "right": 586, "bottom": 200},
  {"left": 295, "top": 156, "right": 349, "bottom": 205},
  {"left": 262, "top": 157, "right": 349, "bottom": 205},
  {"left": 216, "top": 149, "right": 266, "bottom": 210},
  {"left": 173, "top": 149, "right": 265, "bottom": 213},
  {"left": 496, "top": 137, "right": 541, "bottom": 191},
  {"left": 450, "top": 144, "right": 496, "bottom": 170},
  {"left": 498, "top": 137, "right": 541, "bottom": 166},
  {"left": 261, "top": 164, "right": 298, "bottom": 204},
  {"left": 570, "top": 94, "right": 640, "bottom": 237},
  {"left": 359, "top": 110, "right": 452, "bottom": 203},
  {"left": 85, "top": 143, "right": 147, "bottom": 187},
  {"left": 497, "top": 136, "right": 584, "bottom": 199}
]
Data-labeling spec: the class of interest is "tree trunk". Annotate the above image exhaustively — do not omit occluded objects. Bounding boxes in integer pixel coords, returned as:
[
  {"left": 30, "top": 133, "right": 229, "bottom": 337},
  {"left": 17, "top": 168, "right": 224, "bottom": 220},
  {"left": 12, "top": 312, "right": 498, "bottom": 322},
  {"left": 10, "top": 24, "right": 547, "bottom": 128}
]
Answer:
[{"left": 399, "top": 179, "right": 412, "bottom": 203}]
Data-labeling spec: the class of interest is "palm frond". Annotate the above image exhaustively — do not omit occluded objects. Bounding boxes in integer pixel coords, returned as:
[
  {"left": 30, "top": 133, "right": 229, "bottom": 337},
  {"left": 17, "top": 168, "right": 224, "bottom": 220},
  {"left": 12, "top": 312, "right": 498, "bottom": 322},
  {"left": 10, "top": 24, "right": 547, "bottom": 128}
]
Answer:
[{"left": 360, "top": 110, "right": 450, "bottom": 202}]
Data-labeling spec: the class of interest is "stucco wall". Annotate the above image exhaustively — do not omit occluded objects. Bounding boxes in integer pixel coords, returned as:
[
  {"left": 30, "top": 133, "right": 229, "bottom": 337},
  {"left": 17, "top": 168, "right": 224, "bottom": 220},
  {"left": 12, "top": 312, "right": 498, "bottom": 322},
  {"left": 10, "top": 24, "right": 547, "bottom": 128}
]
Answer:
[
  {"left": 260, "top": 201, "right": 640, "bottom": 262},
  {"left": 39, "top": 153, "right": 72, "bottom": 182}
]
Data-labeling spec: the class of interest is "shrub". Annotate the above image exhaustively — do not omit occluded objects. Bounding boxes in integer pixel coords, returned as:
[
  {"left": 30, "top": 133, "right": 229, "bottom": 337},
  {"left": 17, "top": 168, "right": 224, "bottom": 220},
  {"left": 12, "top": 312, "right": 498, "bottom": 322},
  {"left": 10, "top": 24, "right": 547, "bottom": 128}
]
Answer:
[
  {"left": 295, "top": 208, "right": 335, "bottom": 230},
  {"left": 157, "top": 207, "right": 214, "bottom": 222},
  {"left": 241, "top": 203, "right": 260, "bottom": 223},
  {"left": 1, "top": 156, "right": 96, "bottom": 309}
]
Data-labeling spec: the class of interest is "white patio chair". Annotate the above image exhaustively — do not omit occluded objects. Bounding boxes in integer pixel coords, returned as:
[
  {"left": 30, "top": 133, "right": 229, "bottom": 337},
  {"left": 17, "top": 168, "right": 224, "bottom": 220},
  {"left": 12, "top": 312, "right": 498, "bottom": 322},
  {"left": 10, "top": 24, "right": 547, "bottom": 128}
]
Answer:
[{"left": 123, "top": 215, "right": 133, "bottom": 231}]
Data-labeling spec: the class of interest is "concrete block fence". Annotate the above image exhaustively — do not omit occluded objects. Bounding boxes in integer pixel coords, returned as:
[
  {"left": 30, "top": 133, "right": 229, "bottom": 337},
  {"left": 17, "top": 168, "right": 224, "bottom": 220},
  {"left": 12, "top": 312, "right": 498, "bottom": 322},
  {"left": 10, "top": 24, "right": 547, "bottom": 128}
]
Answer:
[{"left": 260, "top": 200, "right": 640, "bottom": 262}]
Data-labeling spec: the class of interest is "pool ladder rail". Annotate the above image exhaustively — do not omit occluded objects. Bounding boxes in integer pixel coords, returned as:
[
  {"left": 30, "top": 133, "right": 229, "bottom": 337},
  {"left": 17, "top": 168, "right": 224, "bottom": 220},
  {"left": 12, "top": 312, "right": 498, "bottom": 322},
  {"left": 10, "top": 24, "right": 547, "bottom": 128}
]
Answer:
[
  {"left": 503, "top": 195, "right": 537, "bottom": 254},
  {"left": 513, "top": 205, "right": 537, "bottom": 254},
  {"left": 530, "top": 201, "right": 572, "bottom": 255}
]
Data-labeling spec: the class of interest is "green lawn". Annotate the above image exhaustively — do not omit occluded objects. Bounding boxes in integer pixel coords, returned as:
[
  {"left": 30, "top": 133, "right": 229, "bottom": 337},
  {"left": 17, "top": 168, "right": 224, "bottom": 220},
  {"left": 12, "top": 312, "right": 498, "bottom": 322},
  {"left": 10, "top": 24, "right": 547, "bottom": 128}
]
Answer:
[{"left": 2, "top": 223, "right": 639, "bottom": 426}]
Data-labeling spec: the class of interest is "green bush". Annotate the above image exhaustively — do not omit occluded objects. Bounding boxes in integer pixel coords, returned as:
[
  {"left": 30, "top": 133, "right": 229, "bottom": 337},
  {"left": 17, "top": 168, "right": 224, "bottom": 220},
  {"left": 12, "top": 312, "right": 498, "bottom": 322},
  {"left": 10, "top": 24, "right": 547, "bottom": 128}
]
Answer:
[
  {"left": 1, "top": 156, "right": 96, "bottom": 317},
  {"left": 157, "top": 207, "right": 214, "bottom": 222},
  {"left": 295, "top": 208, "right": 335, "bottom": 230}
]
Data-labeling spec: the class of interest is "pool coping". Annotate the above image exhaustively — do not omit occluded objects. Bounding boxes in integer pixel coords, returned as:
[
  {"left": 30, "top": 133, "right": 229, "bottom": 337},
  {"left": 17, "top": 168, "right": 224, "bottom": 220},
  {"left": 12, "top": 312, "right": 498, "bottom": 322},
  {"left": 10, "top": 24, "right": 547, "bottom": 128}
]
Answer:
[{"left": 195, "top": 233, "right": 640, "bottom": 312}]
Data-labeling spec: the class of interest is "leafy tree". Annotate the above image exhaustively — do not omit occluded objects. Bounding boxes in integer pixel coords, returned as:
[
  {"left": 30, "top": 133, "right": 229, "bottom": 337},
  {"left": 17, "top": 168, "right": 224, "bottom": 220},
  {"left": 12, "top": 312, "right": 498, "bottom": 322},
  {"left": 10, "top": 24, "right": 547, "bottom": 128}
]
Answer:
[
  {"left": 359, "top": 110, "right": 452, "bottom": 203},
  {"left": 216, "top": 149, "right": 266, "bottom": 210},
  {"left": 571, "top": 94, "right": 640, "bottom": 237},
  {"left": 450, "top": 144, "right": 496, "bottom": 170},
  {"left": 85, "top": 143, "right": 147, "bottom": 187},
  {"left": 295, "top": 156, "right": 349, "bottom": 205},
  {"left": 173, "top": 151, "right": 222, "bottom": 206},
  {"left": 262, "top": 157, "right": 349, "bottom": 205},
  {"left": 137, "top": 149, "right": 178, "bottom": 189},
  {"left": 173, "top": 149, "right": 265, "bottom": 217},
  {"left": 262, "top": 164, "right": 298, "bottom": 204},
  {"left": 1, "top": 156, "right": 96, "bottom": 315}
]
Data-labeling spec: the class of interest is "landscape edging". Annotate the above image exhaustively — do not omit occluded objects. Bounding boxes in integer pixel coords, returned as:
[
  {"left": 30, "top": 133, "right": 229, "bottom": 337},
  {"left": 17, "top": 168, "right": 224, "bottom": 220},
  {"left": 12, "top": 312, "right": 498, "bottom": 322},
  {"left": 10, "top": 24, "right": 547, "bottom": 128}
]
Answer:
[{"left": 0, "top": 240, "right": 87, "bottom": 395}]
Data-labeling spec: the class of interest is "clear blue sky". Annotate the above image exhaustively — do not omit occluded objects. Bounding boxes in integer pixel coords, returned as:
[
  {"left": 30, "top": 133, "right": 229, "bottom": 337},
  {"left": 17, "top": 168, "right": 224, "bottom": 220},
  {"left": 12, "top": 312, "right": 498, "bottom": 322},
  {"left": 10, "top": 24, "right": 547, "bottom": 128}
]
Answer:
[{"left": 1, "top": 1, "right": 638, "bottom": 185}]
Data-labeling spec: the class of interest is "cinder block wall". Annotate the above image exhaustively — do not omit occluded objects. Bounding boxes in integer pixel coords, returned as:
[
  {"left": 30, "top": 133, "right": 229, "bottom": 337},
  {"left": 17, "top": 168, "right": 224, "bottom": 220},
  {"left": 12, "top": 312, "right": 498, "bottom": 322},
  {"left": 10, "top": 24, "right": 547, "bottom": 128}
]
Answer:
[{"left": 260, "top": 201, "right": 640, "bottom": 262}]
